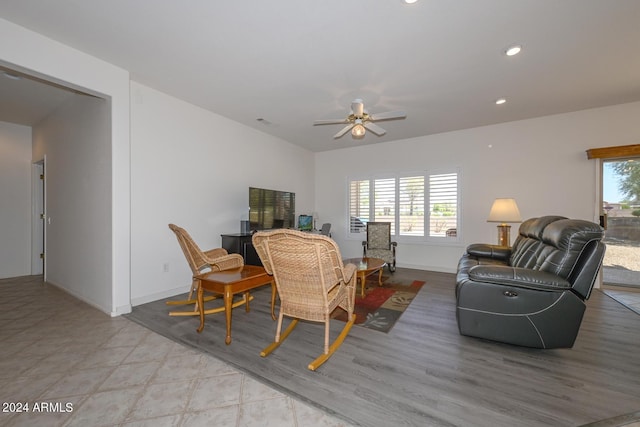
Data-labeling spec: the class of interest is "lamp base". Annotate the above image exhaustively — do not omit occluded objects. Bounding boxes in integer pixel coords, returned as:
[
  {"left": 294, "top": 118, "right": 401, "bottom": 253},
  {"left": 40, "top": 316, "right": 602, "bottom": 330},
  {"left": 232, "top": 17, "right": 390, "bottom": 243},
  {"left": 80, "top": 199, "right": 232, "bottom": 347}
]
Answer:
[{"left": 497, "top": 224, "right": 511, "bottom": 247}]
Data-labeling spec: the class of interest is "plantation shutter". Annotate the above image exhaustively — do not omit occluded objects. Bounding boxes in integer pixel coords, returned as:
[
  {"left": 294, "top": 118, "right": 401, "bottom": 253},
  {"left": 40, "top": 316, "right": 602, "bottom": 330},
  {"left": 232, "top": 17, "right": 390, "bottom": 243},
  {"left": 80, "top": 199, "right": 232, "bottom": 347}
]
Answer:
[
  {"left": 349, "top": 180, "right": 369, "bottom": 233},
  {"left": 348, "top": 170, "right": 459, "bottom": 239},
  {"left": 428, "top": 173, "right": 458, "bottom": 237},
  {"left": 399, "top": 176, "right": 425, "bottom": 236},
  {"left": 374, "top": 178, "right": 396, "bottom": 234}
]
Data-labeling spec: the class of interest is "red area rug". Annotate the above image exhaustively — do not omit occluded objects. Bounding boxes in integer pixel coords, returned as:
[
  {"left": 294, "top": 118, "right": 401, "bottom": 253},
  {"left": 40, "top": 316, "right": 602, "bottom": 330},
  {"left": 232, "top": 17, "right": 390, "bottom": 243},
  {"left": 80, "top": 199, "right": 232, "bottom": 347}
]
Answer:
[{"left": 333, "top": 276, "right": 425, "bottom": 332}]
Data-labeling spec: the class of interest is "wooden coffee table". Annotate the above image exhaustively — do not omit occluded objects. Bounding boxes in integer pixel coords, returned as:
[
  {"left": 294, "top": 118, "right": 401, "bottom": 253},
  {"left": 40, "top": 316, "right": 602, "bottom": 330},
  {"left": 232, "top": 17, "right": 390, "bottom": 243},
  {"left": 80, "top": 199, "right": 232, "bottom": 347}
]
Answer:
[
  {"left": 196, "top": 265, "right": 276, "bottom": 344},
  {"left": 342, "top": 257, "right": 386, "bottom": 297}
]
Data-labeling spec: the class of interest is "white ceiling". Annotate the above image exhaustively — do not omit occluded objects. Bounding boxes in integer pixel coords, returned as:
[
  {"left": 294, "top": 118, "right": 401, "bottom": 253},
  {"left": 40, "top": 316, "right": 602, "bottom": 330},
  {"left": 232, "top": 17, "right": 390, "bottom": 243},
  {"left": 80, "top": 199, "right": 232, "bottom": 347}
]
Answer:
[{"left": 1, "top": 0, "right": 640, "bottom": 152}]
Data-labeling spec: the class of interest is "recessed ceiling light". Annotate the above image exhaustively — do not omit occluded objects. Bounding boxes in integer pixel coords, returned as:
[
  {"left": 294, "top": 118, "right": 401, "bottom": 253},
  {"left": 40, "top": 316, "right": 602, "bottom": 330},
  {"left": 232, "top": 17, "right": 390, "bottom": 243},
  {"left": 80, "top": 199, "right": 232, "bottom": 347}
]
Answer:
[
  {"left": 505, "top": 45, "right": 522, "bottom": 56},
  {"left": 403, "top": 0, "right": 418, "bottom": 4},
  {"left": 495, "top": 98, "right": 507, "bottom": 105}
]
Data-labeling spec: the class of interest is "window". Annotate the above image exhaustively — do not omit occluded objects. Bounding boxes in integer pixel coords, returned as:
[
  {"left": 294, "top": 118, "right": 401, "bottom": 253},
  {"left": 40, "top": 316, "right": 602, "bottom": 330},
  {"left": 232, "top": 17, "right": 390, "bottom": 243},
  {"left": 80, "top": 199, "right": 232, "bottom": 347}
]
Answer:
[
  {"left": 348, "top": 170, "right": 459, "bottom": 240},
  {"left": 399, "top": 176, "right": 425, "bottom": 236},
  {"left": 349, "top": 180, "right": 369, "bottom": 233},
  {"left": 428, "top": 172, "right": 458, "bottom": 238},
  {"left": 375, "top": 178, "right": 396, "bottom": 234}
]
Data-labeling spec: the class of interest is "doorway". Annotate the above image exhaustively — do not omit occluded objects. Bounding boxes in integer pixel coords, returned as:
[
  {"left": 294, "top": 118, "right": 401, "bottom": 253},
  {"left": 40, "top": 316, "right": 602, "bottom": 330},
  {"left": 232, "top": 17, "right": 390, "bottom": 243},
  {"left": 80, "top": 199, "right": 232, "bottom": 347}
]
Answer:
[
  {"left": 31, "top": 159, "right": 45, "bottom": 277},
  {"left": 602, "top": 158, "right": 640, "bottom": 289}
]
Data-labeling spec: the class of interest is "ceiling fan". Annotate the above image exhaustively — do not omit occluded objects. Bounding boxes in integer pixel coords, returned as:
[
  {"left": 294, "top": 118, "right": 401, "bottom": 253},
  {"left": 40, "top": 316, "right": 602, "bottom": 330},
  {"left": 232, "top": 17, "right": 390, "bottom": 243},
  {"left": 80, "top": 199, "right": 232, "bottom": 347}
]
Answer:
[{"left": 313, "top": 99, "right": 406, "bottom": 139}]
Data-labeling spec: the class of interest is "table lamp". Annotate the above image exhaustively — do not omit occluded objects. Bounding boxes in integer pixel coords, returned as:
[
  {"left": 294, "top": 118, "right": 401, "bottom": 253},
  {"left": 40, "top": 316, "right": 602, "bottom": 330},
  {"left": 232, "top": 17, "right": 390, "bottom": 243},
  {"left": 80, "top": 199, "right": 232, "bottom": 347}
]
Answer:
[{"left": 487, "top": 198, "right": 522, "bottom": 246}]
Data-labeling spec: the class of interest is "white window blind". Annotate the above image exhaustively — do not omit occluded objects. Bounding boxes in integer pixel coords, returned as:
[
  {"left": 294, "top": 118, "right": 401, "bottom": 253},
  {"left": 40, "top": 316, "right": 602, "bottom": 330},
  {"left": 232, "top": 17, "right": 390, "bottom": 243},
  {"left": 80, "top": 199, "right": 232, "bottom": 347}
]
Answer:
[
  {"left": 428, "top": 173, "right": 458, "bottom": 237},
  {"left": 348, "top": 170, "right": 459, "bottom": 240},
  {"left": 399, "top": 176, "right": 425, "bottom": 236},
  {"left": 349, "top": 180, "right": 369, "bottom": 233},
  {"left": 374, "top": 178, "right": 396, "bottom": 234}
]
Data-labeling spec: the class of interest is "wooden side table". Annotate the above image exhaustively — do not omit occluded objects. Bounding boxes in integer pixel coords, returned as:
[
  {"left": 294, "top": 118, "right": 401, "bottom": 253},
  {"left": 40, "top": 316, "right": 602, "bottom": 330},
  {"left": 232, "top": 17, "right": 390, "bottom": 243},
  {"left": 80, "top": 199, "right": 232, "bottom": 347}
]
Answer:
[
  {"left": 196, "top": 265, "right": 276, "bottom": 344},
  {"left": 342, "top": 257, "right": 386, "bottom": 297}
]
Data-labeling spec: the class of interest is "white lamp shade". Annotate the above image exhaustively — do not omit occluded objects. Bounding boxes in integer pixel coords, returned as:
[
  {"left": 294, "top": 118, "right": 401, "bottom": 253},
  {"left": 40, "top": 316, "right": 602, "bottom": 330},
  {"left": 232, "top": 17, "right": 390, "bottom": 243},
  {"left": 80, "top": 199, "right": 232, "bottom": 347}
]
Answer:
[{"left": 487, "top": 198, "right": 522, "bottom": 223}]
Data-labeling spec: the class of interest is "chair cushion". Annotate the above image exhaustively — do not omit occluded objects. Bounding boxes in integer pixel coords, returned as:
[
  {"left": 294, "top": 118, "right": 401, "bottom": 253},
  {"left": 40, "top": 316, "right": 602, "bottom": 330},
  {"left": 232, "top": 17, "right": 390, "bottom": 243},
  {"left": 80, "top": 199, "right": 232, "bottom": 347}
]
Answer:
[
  {"left": 367, "top": 223, "right": 391, "bottom": 249},
  {"left": 365, "top": 249, "right": 394, "bottom": 264}
]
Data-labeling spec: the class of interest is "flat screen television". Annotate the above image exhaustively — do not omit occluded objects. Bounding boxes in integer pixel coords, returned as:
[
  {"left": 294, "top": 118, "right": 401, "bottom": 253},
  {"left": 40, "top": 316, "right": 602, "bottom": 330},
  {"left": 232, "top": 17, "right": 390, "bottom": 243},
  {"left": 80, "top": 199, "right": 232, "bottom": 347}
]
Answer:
[{"left": 249, "top": 187, "right": 295, "bottom": 231}]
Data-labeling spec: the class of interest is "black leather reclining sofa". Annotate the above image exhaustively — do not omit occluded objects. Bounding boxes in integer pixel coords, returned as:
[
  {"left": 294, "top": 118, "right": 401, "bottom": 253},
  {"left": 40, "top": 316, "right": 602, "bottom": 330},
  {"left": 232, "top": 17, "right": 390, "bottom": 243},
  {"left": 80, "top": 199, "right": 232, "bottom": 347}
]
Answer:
[{"left": 455, "top": 215, "right": 605, "bottom": 349}]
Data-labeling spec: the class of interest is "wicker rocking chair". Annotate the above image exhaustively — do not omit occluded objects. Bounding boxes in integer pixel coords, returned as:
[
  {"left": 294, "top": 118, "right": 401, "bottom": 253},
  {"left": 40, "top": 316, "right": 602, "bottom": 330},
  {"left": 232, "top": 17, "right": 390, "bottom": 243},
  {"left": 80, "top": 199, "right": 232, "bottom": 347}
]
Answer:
[
  {"left": 252, "top": 229, "right": 357, "bottom": 371},
  {"left": 168, "top": 224, "right": 249, "bottom": 316}
]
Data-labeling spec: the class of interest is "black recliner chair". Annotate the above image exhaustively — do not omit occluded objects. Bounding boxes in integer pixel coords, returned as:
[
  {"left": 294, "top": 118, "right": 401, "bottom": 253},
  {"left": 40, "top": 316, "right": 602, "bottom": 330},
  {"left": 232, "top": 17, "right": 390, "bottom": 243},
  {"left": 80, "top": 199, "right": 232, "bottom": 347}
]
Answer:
[{"left": 455, "top": 216, "right": 605, "bottom": 349}]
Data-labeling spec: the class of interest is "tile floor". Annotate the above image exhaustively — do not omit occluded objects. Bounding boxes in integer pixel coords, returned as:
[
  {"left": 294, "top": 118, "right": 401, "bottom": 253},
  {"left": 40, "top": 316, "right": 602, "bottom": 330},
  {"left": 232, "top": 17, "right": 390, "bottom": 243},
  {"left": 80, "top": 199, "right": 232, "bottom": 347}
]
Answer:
[{"left": 0, "top": 275, "right": 353, "bottom": 427}]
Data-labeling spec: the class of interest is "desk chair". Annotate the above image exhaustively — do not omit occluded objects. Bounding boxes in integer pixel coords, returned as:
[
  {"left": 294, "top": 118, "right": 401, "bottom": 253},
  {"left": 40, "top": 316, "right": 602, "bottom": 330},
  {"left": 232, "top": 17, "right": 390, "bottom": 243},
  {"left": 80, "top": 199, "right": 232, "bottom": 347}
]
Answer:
[{"left": 320, "top": 223, "right": 332, "bottom": 236}]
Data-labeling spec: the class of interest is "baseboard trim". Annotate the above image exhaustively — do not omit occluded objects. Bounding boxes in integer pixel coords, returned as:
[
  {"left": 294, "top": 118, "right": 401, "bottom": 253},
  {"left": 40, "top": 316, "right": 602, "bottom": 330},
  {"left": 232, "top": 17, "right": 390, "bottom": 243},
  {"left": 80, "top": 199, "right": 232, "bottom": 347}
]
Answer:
[
  {"left": 46, "top": 280, "right": 112, "bottom": 316},
  {"left": 131, "top": 285, "right": 191, "bottom": 307},
  {"left": 397, "top": 262, "right": 456, "bottom": 274},
  {"left": 112, "top": 303, "right": 132, "bottom": 317}
]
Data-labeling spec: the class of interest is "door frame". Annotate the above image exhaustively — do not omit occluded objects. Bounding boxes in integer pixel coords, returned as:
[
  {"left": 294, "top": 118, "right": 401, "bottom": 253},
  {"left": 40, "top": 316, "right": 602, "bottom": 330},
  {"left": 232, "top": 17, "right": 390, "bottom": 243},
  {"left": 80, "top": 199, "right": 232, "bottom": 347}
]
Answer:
[
  {"left": 587, "top": 144, "right": 640, "bottom": 289},
  {"left": 600, "top": 157, "right": 640, "bottom": 288},
  {"left": 31, "top": 157, "right": 46, "bottom": 278}
]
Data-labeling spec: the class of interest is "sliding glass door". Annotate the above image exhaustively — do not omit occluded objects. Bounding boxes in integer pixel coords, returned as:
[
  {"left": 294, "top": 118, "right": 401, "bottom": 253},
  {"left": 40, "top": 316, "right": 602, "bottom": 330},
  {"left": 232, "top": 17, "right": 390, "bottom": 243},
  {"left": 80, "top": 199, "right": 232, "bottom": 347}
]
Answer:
[{"left": 602, "top": 159, "right": 640, "bottom": 288}]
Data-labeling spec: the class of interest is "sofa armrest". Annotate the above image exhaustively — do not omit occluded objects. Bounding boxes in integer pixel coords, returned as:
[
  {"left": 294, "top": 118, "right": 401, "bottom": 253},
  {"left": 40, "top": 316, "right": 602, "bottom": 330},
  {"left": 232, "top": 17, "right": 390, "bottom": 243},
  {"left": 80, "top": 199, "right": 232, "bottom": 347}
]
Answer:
[
  {"left": 468, "top": 265, "right": 571, "bottom": 291},
  {"left": 466, "top": 244, "right": 511, "bottom": 261}
]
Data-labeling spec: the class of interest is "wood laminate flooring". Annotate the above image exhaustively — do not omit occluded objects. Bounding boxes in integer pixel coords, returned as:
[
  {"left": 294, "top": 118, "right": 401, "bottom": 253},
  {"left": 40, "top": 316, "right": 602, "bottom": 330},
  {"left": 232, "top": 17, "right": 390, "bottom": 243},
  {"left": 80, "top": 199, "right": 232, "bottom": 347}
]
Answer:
[
  {"left": 603, "top": 286, "right": 640, "bottom": 316},
  {"left": 127, "top": 268, "right": 640, "bottom": 427}
]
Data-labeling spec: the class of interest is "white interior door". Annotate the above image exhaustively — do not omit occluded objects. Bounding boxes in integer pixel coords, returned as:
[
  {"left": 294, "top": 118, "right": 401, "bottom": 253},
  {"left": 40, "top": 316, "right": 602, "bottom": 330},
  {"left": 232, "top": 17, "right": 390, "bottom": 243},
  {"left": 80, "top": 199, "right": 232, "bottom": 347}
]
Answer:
[{"left": 31, "top": 160, "right": 45, "bottom": 276}]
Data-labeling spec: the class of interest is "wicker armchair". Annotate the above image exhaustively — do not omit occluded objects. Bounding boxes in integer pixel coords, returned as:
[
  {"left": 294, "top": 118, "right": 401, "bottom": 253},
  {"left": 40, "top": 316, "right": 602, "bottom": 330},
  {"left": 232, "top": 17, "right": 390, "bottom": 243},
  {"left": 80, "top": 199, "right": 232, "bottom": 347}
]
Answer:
[
  {"left": 168, "top": 224, "right": 246, "bottom": 316},
  {"left": 252, "top": 229, "right": 357, "bottom": 371},
  {"left": 362, "top": 222, "right": 397, "bottom": 272}
]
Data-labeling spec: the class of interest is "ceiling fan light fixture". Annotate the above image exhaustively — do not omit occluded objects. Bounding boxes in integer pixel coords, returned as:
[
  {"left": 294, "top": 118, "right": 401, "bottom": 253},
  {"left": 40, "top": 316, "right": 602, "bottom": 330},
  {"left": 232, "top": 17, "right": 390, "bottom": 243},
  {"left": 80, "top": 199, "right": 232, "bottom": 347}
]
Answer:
[
  {"left": 315, "top": 99, "right": 404, "bottom": 140},
  {"left": 352, "top": 123, "right": 366, "bottom": 138}
]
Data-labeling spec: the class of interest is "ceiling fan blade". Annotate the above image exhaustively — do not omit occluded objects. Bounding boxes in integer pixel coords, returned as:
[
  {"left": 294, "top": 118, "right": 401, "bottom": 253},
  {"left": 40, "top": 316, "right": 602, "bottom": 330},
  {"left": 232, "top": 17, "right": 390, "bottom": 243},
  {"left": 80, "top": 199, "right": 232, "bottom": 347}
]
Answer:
[
  {"left": 369, "top": 110, "right": 407, "bottom": 121},
  {"left": 351, "top": 99, "right": 364, "bottom": 118},
  {"left": 364, "top": 122, "right": 386, "bottom": 136},
  {"left": 333, "top": 124, "right": 354, "bottom": 139},
  {"left": 314, "top": 118, "right": 349, "bottom": 125}
]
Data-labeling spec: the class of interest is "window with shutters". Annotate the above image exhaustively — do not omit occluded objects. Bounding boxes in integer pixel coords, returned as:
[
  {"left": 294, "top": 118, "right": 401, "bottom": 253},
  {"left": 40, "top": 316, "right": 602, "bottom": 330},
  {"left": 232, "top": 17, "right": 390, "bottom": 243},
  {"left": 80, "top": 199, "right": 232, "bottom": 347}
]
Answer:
[
  {"left": 399, "top": 175, "right": 425, "bottom": 236},
  {"left": 428, "top": 172, "right": 458, "bottom": 238},
  {"left": 374, "top": 178, "right": 396, "bottom": 234},
  {"left": 349, "top": 180, "right": 370, "bottom": 233},
  {"left": 348, "top": 170, "right": 459, "bottom": 241}
]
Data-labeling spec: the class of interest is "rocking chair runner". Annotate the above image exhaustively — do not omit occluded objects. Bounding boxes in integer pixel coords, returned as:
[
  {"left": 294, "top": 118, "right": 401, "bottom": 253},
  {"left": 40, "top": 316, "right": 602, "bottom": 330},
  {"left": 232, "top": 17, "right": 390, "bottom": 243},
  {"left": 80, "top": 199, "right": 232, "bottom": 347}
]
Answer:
[
  {"left": 252, "top": 229, "right": 357, "bottom": 371},
  {"left": 168, "top": 224, "right": 249, "bottom": 316}
]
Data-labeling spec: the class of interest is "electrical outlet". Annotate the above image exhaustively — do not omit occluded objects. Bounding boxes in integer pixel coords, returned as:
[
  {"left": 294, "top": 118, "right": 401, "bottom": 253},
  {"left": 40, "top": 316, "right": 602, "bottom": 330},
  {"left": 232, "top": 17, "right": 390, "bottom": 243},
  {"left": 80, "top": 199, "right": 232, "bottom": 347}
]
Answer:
[{"left": 163, "top": 262, "right": 170, "bottom": 273}]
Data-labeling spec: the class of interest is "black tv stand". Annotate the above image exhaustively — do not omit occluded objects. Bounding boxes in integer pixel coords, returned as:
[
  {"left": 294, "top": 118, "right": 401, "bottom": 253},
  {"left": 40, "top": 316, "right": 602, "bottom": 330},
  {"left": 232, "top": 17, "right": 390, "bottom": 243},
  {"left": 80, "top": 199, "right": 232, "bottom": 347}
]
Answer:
[{"left": 221, "top": 233, "right": 262, "bottom": 266}]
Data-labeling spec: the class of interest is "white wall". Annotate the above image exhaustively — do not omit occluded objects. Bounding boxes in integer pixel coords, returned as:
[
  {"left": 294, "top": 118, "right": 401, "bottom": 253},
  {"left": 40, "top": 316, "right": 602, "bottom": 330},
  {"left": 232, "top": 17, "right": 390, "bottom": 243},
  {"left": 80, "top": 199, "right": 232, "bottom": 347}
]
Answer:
[
  {"left": 316, "top": 101, "right": 640, "bottom": 273},
  {"left": 32, "top": 95, "right": 113, "bottom": 311},
  {"left": 0, "top": 18, "right": 130, "bottom": 315},
  {"left": 130, "top": 82, "right": 315, "bottom": 305},
  {"left": 0, "top": 121, "right": 32, "bottom": 279}
]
